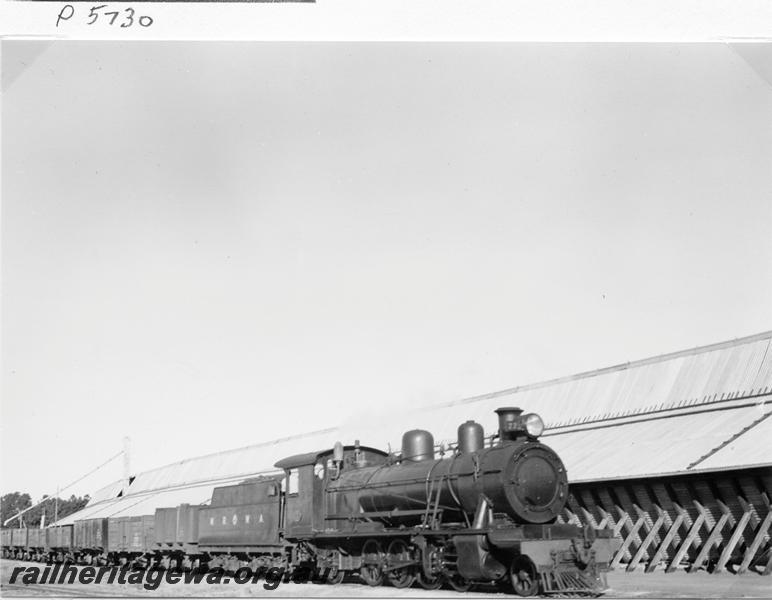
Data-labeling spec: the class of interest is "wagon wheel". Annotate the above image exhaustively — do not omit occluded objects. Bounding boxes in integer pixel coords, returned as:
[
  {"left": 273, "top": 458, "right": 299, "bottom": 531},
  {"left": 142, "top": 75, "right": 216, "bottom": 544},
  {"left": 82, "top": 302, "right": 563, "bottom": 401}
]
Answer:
[
  {"left": 510, "top": 555, "right": 539, "bottom": 597},
  {"left": 386, "top": 539, "right": 416, "bottom": 589},
  {"left": 360, "top": 539, "right": 384, "bottom": 587},
  {"left": 446, "top": 572, "right": 472, "bottom": 592}
]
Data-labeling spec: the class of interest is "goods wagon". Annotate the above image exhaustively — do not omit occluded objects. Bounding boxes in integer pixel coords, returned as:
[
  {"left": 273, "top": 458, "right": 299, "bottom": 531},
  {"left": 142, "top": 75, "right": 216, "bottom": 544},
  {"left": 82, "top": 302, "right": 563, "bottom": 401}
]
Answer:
[
  {"left": 47, "top": 524, "right": 74, "bottom": 551},
  {"left": 74, "top": 518, "right": 108, "bottom": 562},
  {"left": 27, "top": 528, "right": 46, "bottom": 548},
  {"left": 154, "top": 508, "right": 176, "bottom": 548},
  {"left": 10, "top": 528, "right": 28, "bottom": 549},
  {"left": 25, "top": 528, "right": 47, "bottom": 561},
  {"left": 155, "top": 504, "right": 199, "bottom": 553},
  {"left": 2, "top": 525, "right": 76, "bottom": 562},
  {"left": 107, "top": 516, "right": 155, "bottom": 561},
  {"left": 1, "top": 528, "right": 30, "bottom": 559},
  {"left": 1, "top": 529, "right": 13, "bottom": 558},
  {"left": 46, "top": 524, "right": 75, "bottom": 561}
]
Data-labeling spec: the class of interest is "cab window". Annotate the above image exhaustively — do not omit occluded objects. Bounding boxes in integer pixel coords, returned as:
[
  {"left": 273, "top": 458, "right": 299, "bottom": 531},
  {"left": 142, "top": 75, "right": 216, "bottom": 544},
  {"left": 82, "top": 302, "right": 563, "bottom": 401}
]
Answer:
[{"left": 287, "top": 469, "right": 299, "bottom": 495}]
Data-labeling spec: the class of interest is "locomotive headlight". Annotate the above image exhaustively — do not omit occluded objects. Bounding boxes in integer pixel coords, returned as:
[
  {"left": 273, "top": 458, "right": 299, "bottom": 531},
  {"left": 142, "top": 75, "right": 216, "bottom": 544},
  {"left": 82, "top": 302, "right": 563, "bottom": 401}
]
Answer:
[{"left": 523, "top": 413, "right": 545, "bottom": 438}]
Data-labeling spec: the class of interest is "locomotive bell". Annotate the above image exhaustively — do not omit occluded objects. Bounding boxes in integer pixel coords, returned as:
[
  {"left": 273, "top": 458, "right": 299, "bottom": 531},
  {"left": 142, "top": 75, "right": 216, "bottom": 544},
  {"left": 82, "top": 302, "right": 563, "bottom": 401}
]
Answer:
[
  {"left": 457, "top": 420, "right": 484, "bottom": 454},
  {"left": 401, "top": 429, "right": 434, "bottom": 461}
]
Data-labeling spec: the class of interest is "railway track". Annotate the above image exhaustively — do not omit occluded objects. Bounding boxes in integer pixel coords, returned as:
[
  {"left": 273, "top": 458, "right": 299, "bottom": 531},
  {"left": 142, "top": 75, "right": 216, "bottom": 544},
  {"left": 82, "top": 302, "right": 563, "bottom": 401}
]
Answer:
[
  {"left": 2, "top": 582, "right": 126, "bottom": 597},
  {"left": 1, "top": 560, "right": 140, "bottom": 598}
]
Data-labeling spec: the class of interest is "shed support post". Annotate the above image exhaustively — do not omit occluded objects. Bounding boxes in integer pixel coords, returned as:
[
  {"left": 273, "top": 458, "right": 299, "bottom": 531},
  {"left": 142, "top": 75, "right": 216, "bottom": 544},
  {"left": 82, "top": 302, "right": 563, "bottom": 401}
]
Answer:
[
  {"left": 580, "top": 507, "right": 601, "bottom": 529},
  {"left": 715, "top": 505, "right": 752, "bottom": 573},
  {"left": 667, "top": 507, "right": 706, "bottom": 573},
  {"left": 628, "top": 505, "right": 665, "bottom": 572},
  {"left": 764, "top": 548, "right": 772, "bottom": 575},
  {"left": 689, "top": 506, "right": 730, "bottom": 573},
  {"left": 738, "top": 508, "right": 772, "bottom": 574},
  {"left": 564, "top": 508, "right": 582, "bottom": 527},
  {"left": 596, "top": 506, "right": 613, "bottom": 530},
  {"left": 611, "top": 507, "right": 645, "bottom": 569},
  {"left": 646, "top": 504, "right": 686, "bottom": 573},
  {"left": 612, "top": 507, "right": 631, "bottom": 538}
]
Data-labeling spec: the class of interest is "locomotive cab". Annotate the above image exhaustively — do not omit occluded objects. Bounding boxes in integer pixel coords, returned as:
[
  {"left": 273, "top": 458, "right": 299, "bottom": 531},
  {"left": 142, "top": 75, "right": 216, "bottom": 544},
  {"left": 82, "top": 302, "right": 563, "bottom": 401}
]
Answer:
[{"left": 274, "top": 443, "right": 389, "bottom": 539}]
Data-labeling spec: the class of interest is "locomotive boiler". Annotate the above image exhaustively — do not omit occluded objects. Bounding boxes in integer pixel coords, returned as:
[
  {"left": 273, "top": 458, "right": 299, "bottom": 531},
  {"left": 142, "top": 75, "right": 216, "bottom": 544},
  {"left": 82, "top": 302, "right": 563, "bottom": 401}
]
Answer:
[{"left": 326, "top": 407, "right": 569, "bottom": 526}]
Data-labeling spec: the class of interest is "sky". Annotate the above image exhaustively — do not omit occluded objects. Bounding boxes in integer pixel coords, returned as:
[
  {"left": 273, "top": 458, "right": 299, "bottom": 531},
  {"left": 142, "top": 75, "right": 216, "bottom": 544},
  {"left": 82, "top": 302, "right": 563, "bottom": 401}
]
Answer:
[{"left": 2, "top": 42, "right": 771, "bottom": 502}]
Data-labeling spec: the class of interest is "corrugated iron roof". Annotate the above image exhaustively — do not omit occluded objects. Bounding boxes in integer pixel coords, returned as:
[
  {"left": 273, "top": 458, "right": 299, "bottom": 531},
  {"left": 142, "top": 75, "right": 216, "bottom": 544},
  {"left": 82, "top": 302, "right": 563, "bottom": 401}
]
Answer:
[
  {"left": 56, "top": 481, "right": 233, "bottom": 525},
  {"left": 692, "top": 407, "right": 772, "bottom": 471},
  {"left": 125, "top": 428, "right": 339, "bottom": 495},
  {"left": 541, "top": 401, "right": 771, "bottom": 482},
  {"left": 88, "top": 480, "right": 125, "bottom": 505},
  {"left": 418, "top": 332, "right": 772, "bottom": 429},
  {"left": 61, "top": 330, "right": 772, "bottom": 525}
]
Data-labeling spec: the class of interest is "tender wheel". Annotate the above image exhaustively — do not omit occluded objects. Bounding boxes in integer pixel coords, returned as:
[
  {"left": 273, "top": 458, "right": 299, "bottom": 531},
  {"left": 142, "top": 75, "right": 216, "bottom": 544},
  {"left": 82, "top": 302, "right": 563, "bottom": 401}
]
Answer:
[
  {"left": 386, "top": 539, "right": 416, "bottom": 589},
  {"left": 510, "top": 555, "right": 539, "bottom": 597},
  {"left": 360, "top": 539, "right": 384, "bottom": 587}
]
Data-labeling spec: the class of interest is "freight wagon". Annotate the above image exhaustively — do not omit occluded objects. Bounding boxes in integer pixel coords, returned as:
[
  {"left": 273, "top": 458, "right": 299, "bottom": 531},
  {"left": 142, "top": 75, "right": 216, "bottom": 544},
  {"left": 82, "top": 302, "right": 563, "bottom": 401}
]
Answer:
[
  {"left": 107, "top": 516, "right": 155, "bottom": 564},
  {"left": 154, "top": 504, "right": 200, "bottom": 568},
  {"left": 74, "top": 519, "right": 108, "bottom": 563},
  {"left": 0, "top": 529, "right": 13, "bottom": 558},
  {"left": 10, "top": 528, "right": 28, "bottom": 558},
  {"left": 46, "top": 524, "right": 74, "bottom": 561},
  {"left": 26, "top": 528, "right": 46, "bottom": 561}
]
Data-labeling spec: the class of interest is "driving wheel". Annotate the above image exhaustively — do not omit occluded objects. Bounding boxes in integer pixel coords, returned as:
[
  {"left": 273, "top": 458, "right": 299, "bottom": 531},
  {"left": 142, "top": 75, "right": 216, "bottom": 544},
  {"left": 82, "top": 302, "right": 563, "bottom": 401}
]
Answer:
[
  {"left": 360, "top": 539, "right": 384, "bottom": 587},
  {"left": 386, "top": 539, "right": 416, "bottom": 588}
]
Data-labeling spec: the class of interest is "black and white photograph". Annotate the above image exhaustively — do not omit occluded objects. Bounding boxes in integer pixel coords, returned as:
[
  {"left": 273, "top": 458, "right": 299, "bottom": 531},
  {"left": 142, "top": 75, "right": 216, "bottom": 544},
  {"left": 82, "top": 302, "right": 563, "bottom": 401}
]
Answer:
[{"left": 1, "top": 40, "right": 771, "bottom": 598}]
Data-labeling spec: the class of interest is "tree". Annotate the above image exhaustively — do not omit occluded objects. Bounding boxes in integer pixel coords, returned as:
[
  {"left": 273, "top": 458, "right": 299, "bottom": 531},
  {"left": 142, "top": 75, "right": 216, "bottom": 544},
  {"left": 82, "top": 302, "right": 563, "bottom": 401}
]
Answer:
[
  {"left": 0, "top": 492, "right": 32, "bottom": 526},
  {"left": 1, "top": 492, "right": 90, "bottom": 528}
]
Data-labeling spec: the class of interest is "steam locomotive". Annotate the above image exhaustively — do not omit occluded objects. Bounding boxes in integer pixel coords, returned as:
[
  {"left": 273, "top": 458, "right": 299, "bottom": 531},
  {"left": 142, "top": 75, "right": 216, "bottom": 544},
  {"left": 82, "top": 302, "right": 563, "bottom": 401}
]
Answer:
[{"left": 2, "top": 407, "right": 620, "bottom": 596}]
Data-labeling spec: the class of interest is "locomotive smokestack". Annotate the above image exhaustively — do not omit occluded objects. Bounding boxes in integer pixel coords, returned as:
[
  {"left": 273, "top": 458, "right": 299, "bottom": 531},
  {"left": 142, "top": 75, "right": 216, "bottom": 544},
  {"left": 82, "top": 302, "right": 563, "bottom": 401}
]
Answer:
[{"left": 495, "top": 407, "right": 524, "bottom": 442}]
